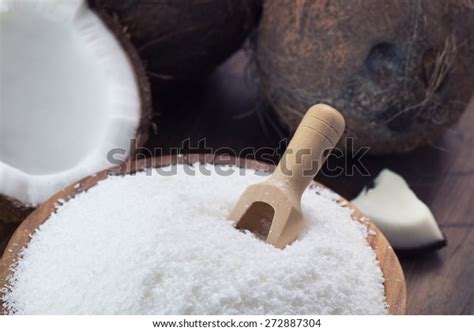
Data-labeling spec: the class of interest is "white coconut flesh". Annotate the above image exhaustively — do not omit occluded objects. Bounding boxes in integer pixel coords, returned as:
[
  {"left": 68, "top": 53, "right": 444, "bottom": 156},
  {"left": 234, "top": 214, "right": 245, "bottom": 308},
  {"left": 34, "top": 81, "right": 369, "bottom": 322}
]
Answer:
[
  {"left": 351, "top": 169, "right": 445, "bottom": 251},
  {"left": 0, "top": 0, "right": 142, "bottom": 206}
]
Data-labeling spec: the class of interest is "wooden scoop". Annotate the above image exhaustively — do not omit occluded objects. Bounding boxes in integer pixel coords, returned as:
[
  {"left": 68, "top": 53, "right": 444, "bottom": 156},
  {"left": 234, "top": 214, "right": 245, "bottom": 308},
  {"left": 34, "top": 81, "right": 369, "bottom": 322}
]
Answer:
[{"left": 228, "top": 104, "right": 345, "bottom": 248}]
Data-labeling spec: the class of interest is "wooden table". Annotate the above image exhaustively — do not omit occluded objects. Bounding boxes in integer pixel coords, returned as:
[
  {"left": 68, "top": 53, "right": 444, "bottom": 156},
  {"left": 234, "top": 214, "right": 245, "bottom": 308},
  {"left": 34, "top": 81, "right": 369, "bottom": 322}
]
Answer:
[{"left": 1, "top": 50, "right": 472, "bottom": 314}]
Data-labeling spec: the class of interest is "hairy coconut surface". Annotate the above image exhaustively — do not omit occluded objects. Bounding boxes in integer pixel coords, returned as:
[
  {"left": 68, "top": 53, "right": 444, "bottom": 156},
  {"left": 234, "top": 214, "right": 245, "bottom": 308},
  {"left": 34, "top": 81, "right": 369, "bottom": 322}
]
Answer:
[
  {"left": 255, "top": 0, "right": 474, "bottom": 154},
  {"left": 0, "top": 0, "right": 151, "bottom": 222},
  {"left": 90, "top": 0, "right": 261, "bottom": 86}
]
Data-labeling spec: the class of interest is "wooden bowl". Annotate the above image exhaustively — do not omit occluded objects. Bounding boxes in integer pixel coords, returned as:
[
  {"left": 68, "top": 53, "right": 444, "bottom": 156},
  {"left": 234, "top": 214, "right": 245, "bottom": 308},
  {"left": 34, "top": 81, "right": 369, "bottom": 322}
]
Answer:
[{"left": 0, "top": 154, "right": 407, "bottom": 314}]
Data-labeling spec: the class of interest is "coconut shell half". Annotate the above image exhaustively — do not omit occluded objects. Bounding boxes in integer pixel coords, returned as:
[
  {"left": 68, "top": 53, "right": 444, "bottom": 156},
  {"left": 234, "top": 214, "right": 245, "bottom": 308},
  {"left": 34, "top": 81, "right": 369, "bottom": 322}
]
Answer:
[
  {"left": 98, "top": 10, "right": 152, "bottom": 148},
  {"left": 0, "top": 0, "right": 152, "bottom": 223},
  {"left": 255, "top": 0, "right": 474, "bottom": 154}
]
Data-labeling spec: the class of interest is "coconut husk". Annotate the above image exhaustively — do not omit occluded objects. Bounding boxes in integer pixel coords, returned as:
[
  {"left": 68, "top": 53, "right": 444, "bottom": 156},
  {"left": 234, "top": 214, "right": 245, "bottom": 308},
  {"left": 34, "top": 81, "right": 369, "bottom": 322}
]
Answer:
[
  {"left": 90, "top": 0, "right": 261, "bottom": 86},
  {"left": 254, "top": 0, "right": 474, "bottom": 154}
]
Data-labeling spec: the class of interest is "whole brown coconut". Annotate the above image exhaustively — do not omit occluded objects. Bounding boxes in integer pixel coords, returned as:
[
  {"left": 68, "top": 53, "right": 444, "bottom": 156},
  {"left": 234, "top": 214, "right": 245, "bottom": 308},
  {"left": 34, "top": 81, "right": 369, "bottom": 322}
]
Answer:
[
  {"left": 255, "top": 0, "right": 474, "bottom": 154},
  {"left": 91, "top": 0, "right": 261, "bottom": 86}
]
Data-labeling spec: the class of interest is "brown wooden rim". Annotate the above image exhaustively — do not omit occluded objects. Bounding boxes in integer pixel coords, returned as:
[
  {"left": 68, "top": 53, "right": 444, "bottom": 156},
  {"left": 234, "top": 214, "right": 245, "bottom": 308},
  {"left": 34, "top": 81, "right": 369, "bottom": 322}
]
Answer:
[{"left": 0, "top": 154, "right": 407, "bottom": 314}]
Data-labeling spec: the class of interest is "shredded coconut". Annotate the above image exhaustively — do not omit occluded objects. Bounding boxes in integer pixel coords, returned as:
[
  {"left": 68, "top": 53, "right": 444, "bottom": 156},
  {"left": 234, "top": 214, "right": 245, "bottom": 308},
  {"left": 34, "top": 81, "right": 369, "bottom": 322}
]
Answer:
[{"left": 2, "top": 164, "right": 386, "bottom": 314}]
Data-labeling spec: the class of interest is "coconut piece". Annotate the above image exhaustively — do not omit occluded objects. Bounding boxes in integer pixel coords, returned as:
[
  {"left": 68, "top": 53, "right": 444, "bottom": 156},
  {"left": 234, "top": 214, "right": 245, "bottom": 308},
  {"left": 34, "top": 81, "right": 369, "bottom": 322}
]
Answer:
[
  {"left": 0, "top": 0, "right": 151, "bottom": 223},
  {"left": 351, "top": 169, "right": 446, "bottom": 251},
  {"left": 91, "top": 0, "right": 261, "bottom": 86},
  {"left": 254, "top": 0, "right": 474, "bottom": 154}
]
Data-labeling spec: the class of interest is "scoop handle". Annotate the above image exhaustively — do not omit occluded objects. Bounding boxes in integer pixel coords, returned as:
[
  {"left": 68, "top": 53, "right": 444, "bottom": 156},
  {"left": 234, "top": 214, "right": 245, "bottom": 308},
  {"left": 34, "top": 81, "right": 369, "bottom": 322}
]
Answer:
[{"left": 271, "top": 104, "right": 345, "bottom": 198}]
